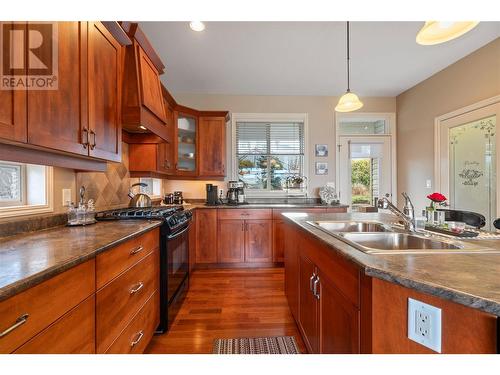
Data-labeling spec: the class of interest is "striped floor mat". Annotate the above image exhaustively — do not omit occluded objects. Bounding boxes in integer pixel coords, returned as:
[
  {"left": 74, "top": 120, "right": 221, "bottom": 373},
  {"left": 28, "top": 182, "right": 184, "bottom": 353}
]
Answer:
[{"left": 213, "top": 336, "right": 299, "bottom": 354}]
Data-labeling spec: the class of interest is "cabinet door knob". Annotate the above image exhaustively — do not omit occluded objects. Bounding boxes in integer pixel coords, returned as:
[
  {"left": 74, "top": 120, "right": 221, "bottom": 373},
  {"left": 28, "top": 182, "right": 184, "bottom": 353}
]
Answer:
[
  {"left": 130, "top": 330, "right": 144, "bottom": 347},
  {"left": 89, "top": 130, "right": 96, "bottom": 150},
  {"left": 309, "top": 274, "right": 316, "bottom": 293},
  {"left": 82, "top": 128, "right": 89, "bottom": 149},
  {"left": 129, "top": 282, "right": 144, "bottom": 294},
  {"left": 0, "top": 313, "right": 29, "bottom": 338},
  {"left": 130, "top": 245, "right": 143, "bottom": 255},
  {"left": 313, "top": 276, "right": 320, "bottom": 300}
]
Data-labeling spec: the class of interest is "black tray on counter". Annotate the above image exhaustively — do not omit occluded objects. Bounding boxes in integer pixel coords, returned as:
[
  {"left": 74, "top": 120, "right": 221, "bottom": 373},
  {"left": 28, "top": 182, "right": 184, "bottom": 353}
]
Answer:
[{"left": 424, "top": 225, "right": 479, "bottom": 238}]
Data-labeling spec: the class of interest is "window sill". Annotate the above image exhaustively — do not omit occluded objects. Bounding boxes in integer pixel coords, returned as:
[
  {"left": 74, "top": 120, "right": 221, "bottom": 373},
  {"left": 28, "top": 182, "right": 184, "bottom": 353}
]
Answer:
[{"left": 0, "top": 205, "right": 54, "bottom": 219}]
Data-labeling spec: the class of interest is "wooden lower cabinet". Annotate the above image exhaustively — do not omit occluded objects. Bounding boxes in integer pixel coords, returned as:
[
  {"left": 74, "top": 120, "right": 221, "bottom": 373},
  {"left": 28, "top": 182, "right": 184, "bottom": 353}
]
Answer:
[
  {"left": 195, "top": 209, "right": 218, "bottom": 264},
  {"left": 96, "top": 248, "right": 159, "bottom": 353},
  {"left": 297, "top": 254, "right": 319, "bottom": 353},
  {"left": 105, "top": 291, "right": 160, "bottom": 354},
  {"left": 245, "top": 220, "right": 272, "bottom": 262},
  {"left": 285, "top": 222, "right": 498, "bottom": 354},
  {"left": 0, "top": 260, "right": 95, "bottom": 353},
  {"left": 218, "top": 220, "right": 245, "bottom": 263},
  {"left": 284, "top": 223, "right": 299, "bottom": 319},
  {"left": 14, "top": 296, "right": 96, "bottom": 354},
  {"left": 319, "top": 271, "right": 359, "bottom": 354}
]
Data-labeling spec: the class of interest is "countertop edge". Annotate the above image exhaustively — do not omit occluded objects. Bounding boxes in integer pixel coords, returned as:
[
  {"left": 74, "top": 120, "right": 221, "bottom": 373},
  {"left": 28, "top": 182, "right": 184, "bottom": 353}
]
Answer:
[
  {"left": 0, "top": 221, "right": 163, "bottom": 302},
  {"left": 283, "top": 215, "right": 500, "bottom": 317}
]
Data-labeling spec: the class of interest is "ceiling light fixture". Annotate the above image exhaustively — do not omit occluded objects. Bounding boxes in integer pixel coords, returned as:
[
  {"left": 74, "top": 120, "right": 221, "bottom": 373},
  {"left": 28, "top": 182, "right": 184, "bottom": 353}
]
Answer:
[
  {"left": 416, "top": 21, "right": 479, "bottom": 45},
  {"left": 189, "top": 21, "right": 205, "bottom": 32},
  {"left": 139, "top": 125, "right": 147, "bottom": 130},
  {"left": 335, "top": 21, "right": 363, "bottom": 113}
]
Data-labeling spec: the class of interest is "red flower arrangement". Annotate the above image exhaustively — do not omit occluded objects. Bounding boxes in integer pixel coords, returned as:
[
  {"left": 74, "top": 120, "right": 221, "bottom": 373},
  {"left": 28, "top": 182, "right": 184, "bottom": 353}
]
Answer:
[{"left": 427, "top": 192, "right": 447, "bottom": 203}]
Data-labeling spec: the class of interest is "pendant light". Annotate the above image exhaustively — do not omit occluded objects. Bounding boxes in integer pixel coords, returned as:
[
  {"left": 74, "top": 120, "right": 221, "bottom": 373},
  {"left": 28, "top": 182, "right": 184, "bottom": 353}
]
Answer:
[
  {"left": 335, "top": 21, "right": 363, "bottom": 113},
  {"left": 416, "top": 21, "right": 479, "bottom": 45}
]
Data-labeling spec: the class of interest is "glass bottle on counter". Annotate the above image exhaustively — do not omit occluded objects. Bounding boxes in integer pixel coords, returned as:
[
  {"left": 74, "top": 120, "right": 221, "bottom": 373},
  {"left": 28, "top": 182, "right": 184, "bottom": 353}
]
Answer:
[{"left": 67, "top": 203, "right": 78, "bottom": 226}]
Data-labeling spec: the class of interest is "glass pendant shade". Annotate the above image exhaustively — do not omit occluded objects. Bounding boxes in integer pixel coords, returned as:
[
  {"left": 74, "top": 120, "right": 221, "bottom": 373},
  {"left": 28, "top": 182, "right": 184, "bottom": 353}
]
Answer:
[
  {"left": 335, "top": 91, "right": 364, "bottom": 112},
  {"left": 416, "top": 21, "right": 479, "bottom": 45}
]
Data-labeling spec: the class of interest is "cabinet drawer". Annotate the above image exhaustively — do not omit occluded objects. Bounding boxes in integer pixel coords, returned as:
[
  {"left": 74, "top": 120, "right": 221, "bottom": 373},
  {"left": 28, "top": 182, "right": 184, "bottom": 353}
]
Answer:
[
  {"left": 326, "top": 207, "right": 348, "bottom": 213},
  {"left": 272, "top": 208, "right": 327, "bottom": 220},
  {"left": 218, "top": 209, "right": 272, "bottom": 220},
  {"left": 96, "top": 248, "right": 159, "bottom": 353},
  {"left": 105, "top": 291, "right": 159, "bottom": 354},
  {"left": 14, "top": 296, "right": 95, "bottom": 354},
  {"left": 96, "top": 228, "right": 159, "bottom": 288},
  {"left": 0, "top": 260, "right": 95, "bottom": 354}
]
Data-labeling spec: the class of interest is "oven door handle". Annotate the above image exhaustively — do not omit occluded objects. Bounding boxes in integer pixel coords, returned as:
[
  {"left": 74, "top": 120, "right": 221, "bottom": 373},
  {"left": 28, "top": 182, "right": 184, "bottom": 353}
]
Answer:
[{"left": 167, "top": 224, "right": 190, "bottom": 240}]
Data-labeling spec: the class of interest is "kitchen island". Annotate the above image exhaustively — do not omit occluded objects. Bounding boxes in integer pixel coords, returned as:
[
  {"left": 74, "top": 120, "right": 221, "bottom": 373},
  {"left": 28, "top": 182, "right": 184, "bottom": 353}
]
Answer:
[{"left": 282, "top": 211, "right": 500, "bottom": 354}]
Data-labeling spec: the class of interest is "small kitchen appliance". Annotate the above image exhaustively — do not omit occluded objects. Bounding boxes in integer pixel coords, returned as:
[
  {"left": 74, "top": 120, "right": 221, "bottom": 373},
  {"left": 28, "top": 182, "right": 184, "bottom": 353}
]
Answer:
[
  {"left": 226, "top": 181, "right": 246, "bottom": 205},
  {"left": 206, "top": 184, "right": 220, "bottom": 206}
]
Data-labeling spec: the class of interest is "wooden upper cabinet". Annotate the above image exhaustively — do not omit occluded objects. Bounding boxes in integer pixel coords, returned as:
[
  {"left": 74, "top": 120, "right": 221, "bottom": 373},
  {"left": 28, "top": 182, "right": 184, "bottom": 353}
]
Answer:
[
  {"left": 199, "top": 116, "right": 227, "bottom": 177},
  {"left": 138, "top": 47, "right": 166, "bottom": 123},
  {"left": 28, "top": 22, "right": 88, "bottom": 156},
  {"left": 87, "top": 21, "right": 122, "bottom": 162},
  {"left": 174, "top": 111, "right": 199, "bottom": 177},
  {"left": 0, "top": 22, "right": 27, "bottom": 143}
]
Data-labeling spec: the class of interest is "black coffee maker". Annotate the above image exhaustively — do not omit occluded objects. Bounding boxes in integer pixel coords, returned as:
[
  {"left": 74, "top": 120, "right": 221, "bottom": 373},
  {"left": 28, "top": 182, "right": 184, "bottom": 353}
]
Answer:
[{"left": 206, "top": 184, "right": 220, "bottom": 206}]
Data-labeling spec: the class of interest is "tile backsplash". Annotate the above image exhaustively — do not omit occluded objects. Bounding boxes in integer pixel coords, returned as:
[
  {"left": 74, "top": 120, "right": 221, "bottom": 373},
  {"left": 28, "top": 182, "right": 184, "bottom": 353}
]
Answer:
[{"left": 76, "top": 143, "right": 139, "bottom": 210}]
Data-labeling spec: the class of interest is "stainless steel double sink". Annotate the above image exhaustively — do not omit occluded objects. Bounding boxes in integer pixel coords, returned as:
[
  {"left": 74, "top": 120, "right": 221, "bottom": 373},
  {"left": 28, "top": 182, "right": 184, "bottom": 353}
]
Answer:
[{"left": 306, "top": 220, "right": 499, "bottom": 254}]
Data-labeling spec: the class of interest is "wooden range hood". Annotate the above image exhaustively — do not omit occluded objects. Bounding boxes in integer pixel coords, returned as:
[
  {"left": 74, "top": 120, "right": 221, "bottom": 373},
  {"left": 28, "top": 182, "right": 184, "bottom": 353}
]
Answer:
[{"left": 120, "top": 22, "right": 170, "bottom": 142}]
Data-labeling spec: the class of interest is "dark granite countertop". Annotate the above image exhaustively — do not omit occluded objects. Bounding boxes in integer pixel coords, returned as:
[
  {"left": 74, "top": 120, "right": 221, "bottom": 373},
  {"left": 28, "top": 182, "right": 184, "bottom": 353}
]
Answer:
[
  {"left": 283, "top": 212, "right": 500, "bottom": 316},
  {"left": 0, "top": 220, "right": 162, "bottom": 302},
  {"left": 186, "top": 203, "right": 350, "bottom": 210}
]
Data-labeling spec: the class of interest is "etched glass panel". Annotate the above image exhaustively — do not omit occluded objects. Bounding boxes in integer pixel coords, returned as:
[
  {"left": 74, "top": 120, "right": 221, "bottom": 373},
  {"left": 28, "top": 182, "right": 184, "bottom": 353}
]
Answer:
[{"left": 449, "top": 115, "right": 496, "bottom": 230}]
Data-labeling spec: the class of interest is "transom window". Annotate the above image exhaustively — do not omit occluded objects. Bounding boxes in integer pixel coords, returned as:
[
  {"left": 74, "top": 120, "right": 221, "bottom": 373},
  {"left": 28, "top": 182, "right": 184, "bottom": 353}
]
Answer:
[{"left": 234, "top": 115, "right": 307, "bottom": 195}]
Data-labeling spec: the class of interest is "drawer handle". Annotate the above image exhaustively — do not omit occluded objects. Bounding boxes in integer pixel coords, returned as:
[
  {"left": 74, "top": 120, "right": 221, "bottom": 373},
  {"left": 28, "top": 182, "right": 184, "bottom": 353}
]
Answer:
[
  {"left": 0, "top": 313, "right": 29, "bottom": 338},
  {"left": 130, "top": 245, "right": 144, "bottom": 255},
  {"left": 241, "top": 213, "right": 249, "bottom": 216},
  {"left": 130, "top": 330, "right": 144, "bottom": 347},
  {"left": 130, "top": 282, "right": 144, "bottom": 295}
]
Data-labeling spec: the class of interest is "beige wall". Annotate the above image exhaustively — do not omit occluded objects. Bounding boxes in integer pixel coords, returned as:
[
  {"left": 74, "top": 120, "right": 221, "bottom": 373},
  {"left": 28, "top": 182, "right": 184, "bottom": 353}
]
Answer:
[
  {"left": 397, "top": 38, "right": 500, "bottom": 211},
  {"left": 166, "top": 94, "right": 396, "bottom": 198}
]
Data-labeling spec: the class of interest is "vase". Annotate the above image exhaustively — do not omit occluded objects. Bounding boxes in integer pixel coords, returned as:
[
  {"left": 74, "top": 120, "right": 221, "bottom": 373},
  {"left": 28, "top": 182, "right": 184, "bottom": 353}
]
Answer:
[{"left": 425, "top": 202, "right": 436, "bottom": 225}]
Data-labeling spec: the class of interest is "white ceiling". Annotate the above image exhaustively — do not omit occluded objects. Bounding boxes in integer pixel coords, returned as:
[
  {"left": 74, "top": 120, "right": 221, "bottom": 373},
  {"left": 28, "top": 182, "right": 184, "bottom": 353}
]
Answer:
[{"left": 140, "top": 22, "right": 500, "bottom": 97}]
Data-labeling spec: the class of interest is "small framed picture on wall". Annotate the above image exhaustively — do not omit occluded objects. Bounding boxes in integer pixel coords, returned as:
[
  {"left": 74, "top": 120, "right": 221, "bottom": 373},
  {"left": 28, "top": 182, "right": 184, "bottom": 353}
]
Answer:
[
  {"left": 315, "top": 162, "right": 328, "bottom": 175},
  {"left": 315, "top": 144, "right": 328, "bottom": 157}
]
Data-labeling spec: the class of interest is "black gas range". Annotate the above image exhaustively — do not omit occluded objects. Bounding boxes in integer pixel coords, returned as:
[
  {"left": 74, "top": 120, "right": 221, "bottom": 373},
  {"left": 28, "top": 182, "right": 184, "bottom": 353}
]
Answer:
[{"left": 96, "top": 206, "right": 192, "bottom": 333}]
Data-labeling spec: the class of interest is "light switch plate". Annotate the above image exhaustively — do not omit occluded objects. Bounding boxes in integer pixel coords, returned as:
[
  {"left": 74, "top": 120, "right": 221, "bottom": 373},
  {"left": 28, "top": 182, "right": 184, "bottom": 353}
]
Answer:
[
  {"left": 426, "top": 179, "right": 432, "bottom": 189},
  {"left": 62, "top": 189, "right": 72, "bottom": 207},
  {"left": 408, "top": 298, "right": 442, "bottom": 353}
]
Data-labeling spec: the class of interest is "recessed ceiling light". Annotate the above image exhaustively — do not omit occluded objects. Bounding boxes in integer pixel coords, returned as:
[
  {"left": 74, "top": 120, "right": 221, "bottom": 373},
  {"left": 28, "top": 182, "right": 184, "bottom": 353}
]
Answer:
[
  {"left": 416, "top": 21, "right": 479, "bottom": 45},
  {"left": 139, "top": 125, "right": 147, "bottom": 130},
  {"left": 189, "top": 21, "right": 205, "bottom": 32}
]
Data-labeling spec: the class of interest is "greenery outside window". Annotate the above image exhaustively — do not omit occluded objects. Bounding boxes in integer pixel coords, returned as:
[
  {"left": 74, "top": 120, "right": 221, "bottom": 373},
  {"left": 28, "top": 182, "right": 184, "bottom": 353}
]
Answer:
[{"left": 234, "top": 115, "right": 307, "bottom": 196}]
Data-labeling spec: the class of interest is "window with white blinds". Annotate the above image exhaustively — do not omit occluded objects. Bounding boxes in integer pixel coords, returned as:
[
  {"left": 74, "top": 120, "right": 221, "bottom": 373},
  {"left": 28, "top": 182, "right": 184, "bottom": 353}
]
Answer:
[{"left": 235, "top": 121, "right": 306, "bottom": 193}]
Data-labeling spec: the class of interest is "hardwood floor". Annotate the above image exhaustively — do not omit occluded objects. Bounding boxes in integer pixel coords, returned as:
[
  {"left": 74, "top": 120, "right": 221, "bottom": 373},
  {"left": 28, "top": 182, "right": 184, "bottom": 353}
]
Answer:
[{"left": 146, "top": 267, "right": 306, "bottom": 354}]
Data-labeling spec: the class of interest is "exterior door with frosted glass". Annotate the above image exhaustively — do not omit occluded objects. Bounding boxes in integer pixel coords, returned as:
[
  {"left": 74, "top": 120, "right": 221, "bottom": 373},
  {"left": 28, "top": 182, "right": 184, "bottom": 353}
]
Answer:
[
  {"left": 338, "top": 136, "right": 392, "bottom": 208},
  {"left": 438, "top": 102, "right": 500, "bottom": 230}
]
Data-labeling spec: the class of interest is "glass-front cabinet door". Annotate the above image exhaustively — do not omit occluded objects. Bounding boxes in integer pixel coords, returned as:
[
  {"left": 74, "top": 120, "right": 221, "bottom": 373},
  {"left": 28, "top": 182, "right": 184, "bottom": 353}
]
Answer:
[{"left": 174, "top": 112, "right": 198, "bottom": 176}]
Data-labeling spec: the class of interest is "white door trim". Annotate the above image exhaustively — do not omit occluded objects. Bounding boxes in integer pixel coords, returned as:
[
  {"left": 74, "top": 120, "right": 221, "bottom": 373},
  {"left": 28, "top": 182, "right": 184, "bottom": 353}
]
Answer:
[
  {"left": 434, "top": 95, "right": 500, "bottom": 193},
  {"left": 335, "top": 112, "right": 397, "bottom": 206}
]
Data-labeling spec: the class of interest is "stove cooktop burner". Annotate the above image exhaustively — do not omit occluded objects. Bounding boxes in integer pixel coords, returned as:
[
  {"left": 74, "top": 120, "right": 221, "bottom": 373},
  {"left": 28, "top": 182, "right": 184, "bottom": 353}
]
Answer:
[{"left": 95, "top": 205, "right": 184, "bottom": 221}]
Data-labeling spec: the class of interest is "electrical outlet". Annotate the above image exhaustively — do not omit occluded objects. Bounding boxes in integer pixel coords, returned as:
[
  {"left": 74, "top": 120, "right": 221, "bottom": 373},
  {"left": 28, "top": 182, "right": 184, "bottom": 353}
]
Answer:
[
  {"left": 62, "top": 189, "right": 72, "bottom": 207},
  {"left": 426, "top": 179, "right": 432, "bottom": 189},
  {"left": 408, "top": 298, "right": 442, "bottom": 352}
]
